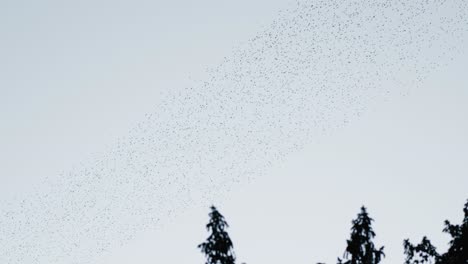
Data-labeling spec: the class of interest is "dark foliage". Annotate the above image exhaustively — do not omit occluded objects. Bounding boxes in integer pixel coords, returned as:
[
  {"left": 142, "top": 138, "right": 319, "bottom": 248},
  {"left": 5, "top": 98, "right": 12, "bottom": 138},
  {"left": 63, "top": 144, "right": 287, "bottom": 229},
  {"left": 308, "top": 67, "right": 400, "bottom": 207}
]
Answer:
[
  {"left": 199, "top": 206, "right": 236, "bottom": 264},
  {"left": 337, "top": 206, "right": 385, "bottom": 264},
  {"left": 403, "top": 236, "right": 439, "bottom": 264},
  {"left": 404, "top": 199, "right": 468, "bottom": 264}
]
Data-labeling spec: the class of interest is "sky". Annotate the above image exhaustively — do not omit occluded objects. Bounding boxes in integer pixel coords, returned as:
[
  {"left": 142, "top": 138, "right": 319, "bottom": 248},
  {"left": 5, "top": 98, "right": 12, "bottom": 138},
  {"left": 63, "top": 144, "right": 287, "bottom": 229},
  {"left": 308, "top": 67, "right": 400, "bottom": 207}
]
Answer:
[
  {"left": 1, "top": 0, "right": 468, "bottom": 264},
  {"left": 96, "top": 64, "right": 468, "bottom": 264}
]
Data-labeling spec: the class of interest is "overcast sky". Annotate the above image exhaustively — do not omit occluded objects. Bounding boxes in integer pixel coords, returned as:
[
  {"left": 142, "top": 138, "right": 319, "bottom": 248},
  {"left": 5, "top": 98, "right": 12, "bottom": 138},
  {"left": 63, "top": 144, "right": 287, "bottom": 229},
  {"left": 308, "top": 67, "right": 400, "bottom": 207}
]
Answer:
[{"left": 1, "top": 0, "right": 468, "bottom": 264}]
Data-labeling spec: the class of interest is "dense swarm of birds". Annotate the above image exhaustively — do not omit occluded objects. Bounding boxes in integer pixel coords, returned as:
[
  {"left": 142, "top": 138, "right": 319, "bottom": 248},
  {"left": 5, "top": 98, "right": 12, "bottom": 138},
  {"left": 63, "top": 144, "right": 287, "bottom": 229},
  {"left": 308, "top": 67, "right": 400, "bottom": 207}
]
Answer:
[{"left": 1, "top": 0, "right": 467, "bottom": 263}]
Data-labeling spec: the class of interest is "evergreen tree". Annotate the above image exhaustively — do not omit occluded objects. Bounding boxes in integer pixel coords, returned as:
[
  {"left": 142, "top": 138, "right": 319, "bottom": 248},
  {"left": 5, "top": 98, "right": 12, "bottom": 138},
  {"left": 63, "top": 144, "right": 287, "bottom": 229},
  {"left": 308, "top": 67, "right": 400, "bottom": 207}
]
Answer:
[
  {"left": 404, "top": 199, "right": 468, "bottom": 264},
  {"left": 338, "top": 206, "right": 385, "bottom": 264},
  {"left": 198, "top": 206, "right": 236, "bottom": 264}
]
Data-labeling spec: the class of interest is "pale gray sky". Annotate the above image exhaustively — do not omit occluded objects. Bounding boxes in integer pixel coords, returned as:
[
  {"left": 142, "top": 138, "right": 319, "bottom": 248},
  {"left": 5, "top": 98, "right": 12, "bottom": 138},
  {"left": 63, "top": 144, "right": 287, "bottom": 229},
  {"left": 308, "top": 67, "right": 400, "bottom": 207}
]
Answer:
[
  {"left": 1, "top": 0, "right": 467, "bottom": 264},
  {"left": 96, "top": 64, "right": 468, "bottom": 264}
]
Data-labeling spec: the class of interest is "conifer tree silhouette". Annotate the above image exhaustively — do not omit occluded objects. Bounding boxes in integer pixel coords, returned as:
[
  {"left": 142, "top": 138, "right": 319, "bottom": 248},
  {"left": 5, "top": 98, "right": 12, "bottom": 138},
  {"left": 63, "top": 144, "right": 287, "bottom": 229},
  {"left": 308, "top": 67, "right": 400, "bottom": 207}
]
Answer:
[
  {"left": 337, "top": 206, "right": 385, "bottom": 264},
  {"left": 404, "top": 199, "right": 468, "bottom": 264},
  {"left": 199, "top": 206, "right": 236, "bottom": 264}
]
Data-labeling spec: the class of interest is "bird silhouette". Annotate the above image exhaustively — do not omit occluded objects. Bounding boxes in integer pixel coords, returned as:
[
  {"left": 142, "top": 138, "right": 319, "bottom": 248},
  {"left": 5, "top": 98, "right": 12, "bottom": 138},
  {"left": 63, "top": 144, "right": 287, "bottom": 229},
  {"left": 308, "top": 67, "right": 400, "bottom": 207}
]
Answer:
[{"left": 1, "top": 0, "right": 467, "bottom": 263}]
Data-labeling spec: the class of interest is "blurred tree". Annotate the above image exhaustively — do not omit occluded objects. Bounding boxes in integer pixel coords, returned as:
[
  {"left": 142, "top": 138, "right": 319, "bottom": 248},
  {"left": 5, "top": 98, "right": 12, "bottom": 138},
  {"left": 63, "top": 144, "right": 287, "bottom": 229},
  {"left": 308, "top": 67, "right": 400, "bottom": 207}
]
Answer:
[
  {"left": 337, "top": 206, "right": 385, "bottom": 264},
  {"left": 403, "top": 236, "right": 439, "bottom": 264},
  {"left": 199, "top": 206, "right": 236, "bottom": 264},
  {"left": 404, "top": 199, "right": 468, "bottom": 264}
]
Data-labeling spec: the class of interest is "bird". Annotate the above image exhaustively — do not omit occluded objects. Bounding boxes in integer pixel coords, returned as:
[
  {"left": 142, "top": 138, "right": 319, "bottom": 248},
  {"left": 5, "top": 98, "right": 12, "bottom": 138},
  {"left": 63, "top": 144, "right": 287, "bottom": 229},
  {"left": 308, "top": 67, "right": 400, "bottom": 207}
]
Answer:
[{"left": 1, "top": 0, "right": 467, "bottom": 263}]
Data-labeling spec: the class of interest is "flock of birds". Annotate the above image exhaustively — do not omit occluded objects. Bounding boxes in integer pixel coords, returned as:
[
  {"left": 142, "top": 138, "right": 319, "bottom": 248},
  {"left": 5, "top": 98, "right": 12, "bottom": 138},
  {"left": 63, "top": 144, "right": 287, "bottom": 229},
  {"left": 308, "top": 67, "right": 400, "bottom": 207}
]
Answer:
[{"left": 1, "top": 0, "right": 467, "bottom": 263}]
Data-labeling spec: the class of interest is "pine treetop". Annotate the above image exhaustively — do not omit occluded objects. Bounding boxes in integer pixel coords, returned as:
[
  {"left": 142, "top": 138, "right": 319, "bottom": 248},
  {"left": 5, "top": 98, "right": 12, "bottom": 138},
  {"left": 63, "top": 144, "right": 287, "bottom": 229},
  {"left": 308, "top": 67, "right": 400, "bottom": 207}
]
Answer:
[{"left": 199, "top": 206, "right": 236, "bottom": 264}]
